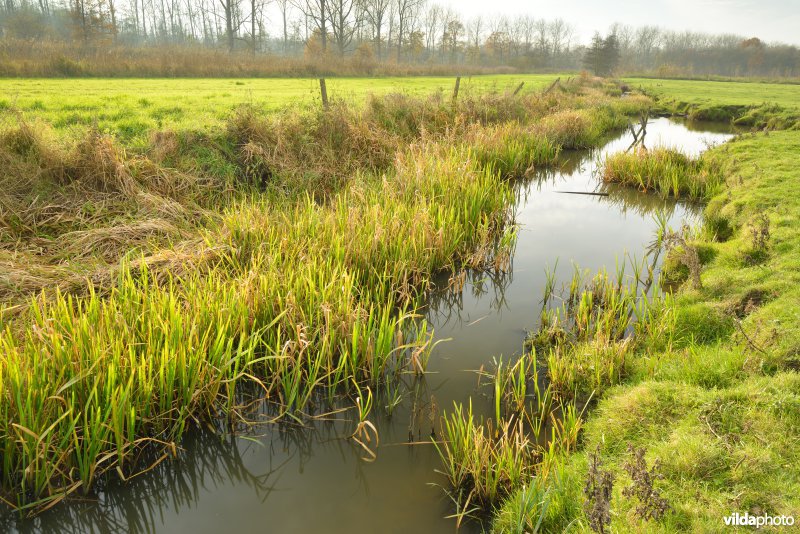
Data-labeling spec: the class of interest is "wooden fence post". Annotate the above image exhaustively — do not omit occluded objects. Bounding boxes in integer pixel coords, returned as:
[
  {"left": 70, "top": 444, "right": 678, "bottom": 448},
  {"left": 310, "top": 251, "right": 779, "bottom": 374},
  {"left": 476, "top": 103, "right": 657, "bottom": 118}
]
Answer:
[
  {"left": 319, "top": 78, "right": 329, "bottom": 109},
  {"left": 452, "top": 76, "right": 461, "bottom": 103}
]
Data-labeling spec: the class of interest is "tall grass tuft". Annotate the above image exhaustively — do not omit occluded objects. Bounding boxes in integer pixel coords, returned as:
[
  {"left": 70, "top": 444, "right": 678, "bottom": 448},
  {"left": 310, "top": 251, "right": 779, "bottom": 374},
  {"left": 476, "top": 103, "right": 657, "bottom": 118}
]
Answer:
[
  {"left": 527, "top": 259, "right": 673, "bottom": 400},
  {"left": 602, "top": 147, "right": 725, "bottom": 200},
  {"left": 466, "top": 123, "right": 561, "bottom": 178},
  {"left": 434, "top": 401, "right": 536, "bottom": 523}
]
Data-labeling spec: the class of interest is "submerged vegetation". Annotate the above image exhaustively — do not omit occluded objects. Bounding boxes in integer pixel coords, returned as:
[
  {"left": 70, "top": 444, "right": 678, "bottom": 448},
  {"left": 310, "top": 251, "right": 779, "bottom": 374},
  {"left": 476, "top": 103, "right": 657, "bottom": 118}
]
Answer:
[{"left": 0, "top": 77, "right": 651, "bottom": 514}]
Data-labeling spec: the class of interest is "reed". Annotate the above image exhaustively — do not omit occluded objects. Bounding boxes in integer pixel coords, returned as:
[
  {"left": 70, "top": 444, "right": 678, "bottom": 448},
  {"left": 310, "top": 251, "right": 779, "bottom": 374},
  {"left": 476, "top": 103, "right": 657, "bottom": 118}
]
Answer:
[
  {"left": 466, "top": 123, "right": 561, "bottom": 178},
  {"left": 527, "top": 257, "right": 673, "bottom": 400},
  {"left": 0, "top": 137, "right": 518, "bottom": 512},
  {"left": 434, "top": 401, "right": 537, "bottom": 523},
  {"left": 602, "top": 147, "right": 725, "bottom": 200}
]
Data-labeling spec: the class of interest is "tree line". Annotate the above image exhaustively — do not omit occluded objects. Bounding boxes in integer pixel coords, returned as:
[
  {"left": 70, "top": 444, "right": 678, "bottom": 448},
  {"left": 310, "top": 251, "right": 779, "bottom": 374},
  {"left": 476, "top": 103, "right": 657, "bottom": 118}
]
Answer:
[{"left": 1, "top": 0, "right": 798, "bottom": 77}]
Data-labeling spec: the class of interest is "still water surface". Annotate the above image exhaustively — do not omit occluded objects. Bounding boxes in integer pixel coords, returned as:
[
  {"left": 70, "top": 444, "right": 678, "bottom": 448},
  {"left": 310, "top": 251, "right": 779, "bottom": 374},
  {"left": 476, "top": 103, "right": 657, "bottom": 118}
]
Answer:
[{"left": 5, "top": 118, "right": 734, "bottom": 533}]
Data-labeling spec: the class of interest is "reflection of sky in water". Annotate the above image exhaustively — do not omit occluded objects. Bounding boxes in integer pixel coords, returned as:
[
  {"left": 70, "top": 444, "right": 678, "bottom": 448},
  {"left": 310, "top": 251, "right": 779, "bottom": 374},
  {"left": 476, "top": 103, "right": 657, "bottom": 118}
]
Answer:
[{"left": 4, "top": 119, "right": 734, "bottom": 534}]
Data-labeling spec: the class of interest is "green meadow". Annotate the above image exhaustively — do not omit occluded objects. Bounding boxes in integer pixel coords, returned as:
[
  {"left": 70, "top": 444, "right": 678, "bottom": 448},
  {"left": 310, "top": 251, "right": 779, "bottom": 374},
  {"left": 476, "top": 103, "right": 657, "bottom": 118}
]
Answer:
[
  {"left": 624, "top": 77, "right": 800, "bottom": 108},
  {"left": 625, "top": 77, "right": 800, "bottom": 129},
  {"left": 0, "top": 75, "right": 560, "bottom": 142}
]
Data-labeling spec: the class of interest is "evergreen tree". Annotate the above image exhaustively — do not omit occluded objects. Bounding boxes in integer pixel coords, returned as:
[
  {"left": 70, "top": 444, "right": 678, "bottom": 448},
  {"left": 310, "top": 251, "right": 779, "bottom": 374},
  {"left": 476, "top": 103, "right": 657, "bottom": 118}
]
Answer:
[
  {"left": 583, "top": 32, "right": 620, "bottom": 76},
  {"left": 602, "top": 33, "right": 620, "bottom": 75},
  {"left": 583, "top": 32, "right": 604, "bottom": 73}
]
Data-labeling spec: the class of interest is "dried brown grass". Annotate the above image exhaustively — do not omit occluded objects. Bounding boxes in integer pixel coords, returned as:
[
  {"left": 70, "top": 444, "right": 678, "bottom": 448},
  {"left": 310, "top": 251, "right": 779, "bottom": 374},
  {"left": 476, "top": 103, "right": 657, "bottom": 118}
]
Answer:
[{"left": 0, "top": 38, "right": 517, "bottom": 78}]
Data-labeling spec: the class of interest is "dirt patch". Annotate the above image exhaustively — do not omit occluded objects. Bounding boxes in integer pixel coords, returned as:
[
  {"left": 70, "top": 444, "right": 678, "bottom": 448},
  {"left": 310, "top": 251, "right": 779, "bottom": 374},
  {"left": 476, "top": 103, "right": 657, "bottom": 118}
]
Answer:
[{"left": 726, "top": 288, "right": 771, "bottom": 319}]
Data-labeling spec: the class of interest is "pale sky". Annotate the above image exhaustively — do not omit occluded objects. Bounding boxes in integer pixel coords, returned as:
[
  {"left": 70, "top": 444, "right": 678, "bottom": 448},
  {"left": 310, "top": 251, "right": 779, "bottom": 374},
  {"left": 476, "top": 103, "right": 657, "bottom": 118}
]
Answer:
[{"left": 438, "top": 0, "right": 800, "bottom": 46}]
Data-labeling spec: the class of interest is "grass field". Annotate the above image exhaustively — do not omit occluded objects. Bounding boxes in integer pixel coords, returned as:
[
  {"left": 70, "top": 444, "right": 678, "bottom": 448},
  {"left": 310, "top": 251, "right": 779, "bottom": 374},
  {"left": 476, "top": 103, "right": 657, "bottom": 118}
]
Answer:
[
  {"left": 625, "top": 77, "right": 800, "bottom": 129},
  {"left": 624, "top": 77, "right": 800, "bottom": 109},
  {"left": 0, "top": 75, "right": 560, "bottom": 143}
]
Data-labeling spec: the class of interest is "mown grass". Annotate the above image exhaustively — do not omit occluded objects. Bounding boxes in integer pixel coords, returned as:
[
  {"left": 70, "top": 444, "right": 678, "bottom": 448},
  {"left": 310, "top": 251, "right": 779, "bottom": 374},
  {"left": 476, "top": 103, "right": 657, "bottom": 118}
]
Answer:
[
  {"left": 487, "top": 129, "right": 800, "bottom": 532},
  {"left": 0, "top": 77, "right": 648, "bottom": 513}
]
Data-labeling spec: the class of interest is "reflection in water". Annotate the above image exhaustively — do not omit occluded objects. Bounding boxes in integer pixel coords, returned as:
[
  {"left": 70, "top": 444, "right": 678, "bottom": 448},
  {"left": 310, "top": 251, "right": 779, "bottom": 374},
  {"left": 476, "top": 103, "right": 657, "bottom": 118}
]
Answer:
[
  {"left": 3, "top": 118, "right": 734, "bottom": 533},
  {"left": 427, "top": 269, "right": 515, "bottom": 331}
]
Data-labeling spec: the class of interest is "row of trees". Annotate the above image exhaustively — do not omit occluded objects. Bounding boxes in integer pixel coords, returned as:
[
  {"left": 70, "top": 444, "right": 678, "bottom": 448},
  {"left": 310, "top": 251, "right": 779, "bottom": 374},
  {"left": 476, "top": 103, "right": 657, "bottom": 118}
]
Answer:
[
  {"left": 1, "top": 0, "right": 581, "bottom": 67},
  {"left": 1, "top": 0, "right": 799, "bottom": 77}
]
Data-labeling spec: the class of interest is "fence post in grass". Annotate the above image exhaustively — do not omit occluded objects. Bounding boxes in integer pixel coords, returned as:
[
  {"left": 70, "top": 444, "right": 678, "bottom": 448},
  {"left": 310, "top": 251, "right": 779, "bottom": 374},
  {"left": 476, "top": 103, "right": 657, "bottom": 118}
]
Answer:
[
  {"left": 513, "top": 81, "right": 525, "bottom": 96},
  {"left": 543, "top": 77, "right": 561, "bottom": 95},
  {"left": 319, "top": 78, "right": 329, "bottom": 109},
  {"left": 452, "top": 76, "right": 461, "bottom": 104}
]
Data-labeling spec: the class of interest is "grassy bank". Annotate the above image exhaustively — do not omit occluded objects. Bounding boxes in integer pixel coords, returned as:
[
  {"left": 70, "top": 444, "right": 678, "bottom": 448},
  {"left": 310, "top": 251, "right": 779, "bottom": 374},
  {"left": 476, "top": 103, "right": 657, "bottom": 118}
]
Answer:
[
  {"left": 480, "top": 129, "right": 800, "bottom": 532},
  {"left": 624, "top": 77, "right": 800, "bottom": 129},
  {"left": 0, "top": 78, "right": 646, "bottom": 513}
]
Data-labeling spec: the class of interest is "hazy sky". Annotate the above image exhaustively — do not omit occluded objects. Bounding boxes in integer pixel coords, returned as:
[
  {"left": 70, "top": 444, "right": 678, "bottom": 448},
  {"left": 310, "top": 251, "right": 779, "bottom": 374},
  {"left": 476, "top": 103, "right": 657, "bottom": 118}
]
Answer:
[{"left": 438, "top": 0, "right": 800, "bottom": 45}]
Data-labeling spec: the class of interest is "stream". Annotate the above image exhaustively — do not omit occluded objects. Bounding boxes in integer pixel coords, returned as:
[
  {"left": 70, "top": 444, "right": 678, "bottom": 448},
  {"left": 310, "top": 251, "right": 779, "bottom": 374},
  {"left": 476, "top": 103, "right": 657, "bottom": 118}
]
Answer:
[{"left": 5, "top": 118, "right": 735, "bottom": 534}]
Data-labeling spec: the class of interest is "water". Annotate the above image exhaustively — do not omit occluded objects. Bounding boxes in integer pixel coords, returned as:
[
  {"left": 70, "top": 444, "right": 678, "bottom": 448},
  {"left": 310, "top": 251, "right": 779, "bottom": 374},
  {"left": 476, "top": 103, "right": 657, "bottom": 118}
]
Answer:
[{"left": 4, "top": 119, "right": 734, "bottom": 533}]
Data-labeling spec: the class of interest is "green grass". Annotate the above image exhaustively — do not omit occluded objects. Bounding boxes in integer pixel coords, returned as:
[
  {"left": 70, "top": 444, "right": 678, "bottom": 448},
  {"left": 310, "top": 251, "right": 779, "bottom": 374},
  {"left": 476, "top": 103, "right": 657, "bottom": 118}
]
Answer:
[
  {"left": 602, "top": 148, "right": 725, "bottom": 200},
  {"left": 492, "top": 129, "right": 800, "bottom": 532},
  {"left": 0, "top": 75, "right": 564, "bottom": 144},
  {"left": 624, "top": 77, "right": 800, "bottom": 129},
  {"left": 624, "top": 77, "right": 800, "bottom": 110}
]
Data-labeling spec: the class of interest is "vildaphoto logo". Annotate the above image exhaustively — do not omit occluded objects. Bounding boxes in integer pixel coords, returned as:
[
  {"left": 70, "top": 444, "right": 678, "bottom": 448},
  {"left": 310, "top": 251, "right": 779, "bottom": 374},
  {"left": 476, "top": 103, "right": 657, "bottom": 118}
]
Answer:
[{"left": 724, "top": 512, "right": 795, "bottom": 529}]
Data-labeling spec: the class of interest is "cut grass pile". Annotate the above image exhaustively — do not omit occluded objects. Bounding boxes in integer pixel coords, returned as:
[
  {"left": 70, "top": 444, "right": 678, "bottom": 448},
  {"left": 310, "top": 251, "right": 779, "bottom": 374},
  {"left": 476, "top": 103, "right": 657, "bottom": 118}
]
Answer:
[{"left": 0, "top": 77, "right": 648, "bottom": 513}]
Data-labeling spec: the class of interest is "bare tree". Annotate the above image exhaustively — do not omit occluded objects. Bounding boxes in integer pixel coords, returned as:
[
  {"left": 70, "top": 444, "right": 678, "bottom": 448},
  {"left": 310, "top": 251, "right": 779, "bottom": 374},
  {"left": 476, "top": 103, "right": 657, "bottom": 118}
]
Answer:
[
  {"left": 549, "top": 18, "right": 568, "bottom": 56},
  {"left": 533, "top": 17, "right": 549, "bottom": 61},
  {"left": 246, "top": 0, "right": 270, "bottom": 54},
  {"left": 634, "top": 25, "right": 660, "bottom": 68},
  {"left": 393, "top": 0, "right": 419, "bottom": 62},
  {"left": 363, "top": 0, "right": 390, "bottom": 60},
  {"left": 107, "top": 0, "right": 118, "bottom": 39},
  {"left": 218, "top": 0, "right": 240, "bottom": 51},
  {"left": 328, "top": 0, "right": 357, "bottom": 56},
  {"left": 293, "top": 0, "right": 328, "bottom": 52},
  {"left": 443, "top": 15, "right": 463, "bottom": 62},
  {"left": 465, "top": 15, "right": 482, "bottom": 63},
  {"left": 273, "top": 0, "right": 290, "bottom": 52},
  {"left": 421, "top": 2, "right": 440, "bottom": 53}
]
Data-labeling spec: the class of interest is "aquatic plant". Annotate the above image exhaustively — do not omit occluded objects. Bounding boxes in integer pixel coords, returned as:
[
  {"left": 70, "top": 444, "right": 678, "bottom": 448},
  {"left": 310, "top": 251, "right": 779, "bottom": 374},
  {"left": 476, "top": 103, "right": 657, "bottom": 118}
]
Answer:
[
  {"left": 602, "top": 147, "right": 725, "bottom": 200},
  {"left": 434, "top": 401, "right": 536, "bottom": 525}
]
